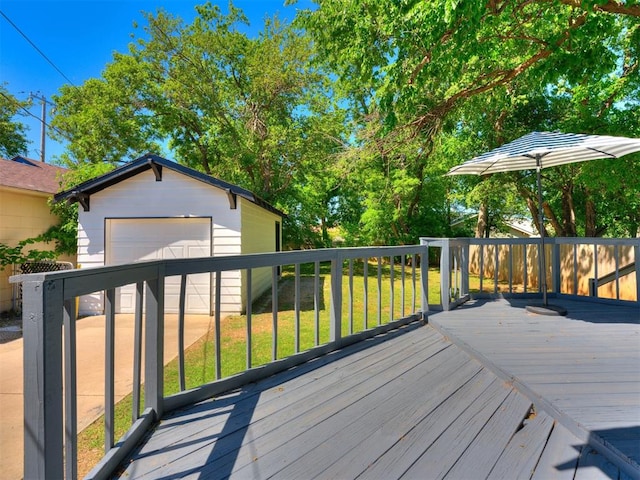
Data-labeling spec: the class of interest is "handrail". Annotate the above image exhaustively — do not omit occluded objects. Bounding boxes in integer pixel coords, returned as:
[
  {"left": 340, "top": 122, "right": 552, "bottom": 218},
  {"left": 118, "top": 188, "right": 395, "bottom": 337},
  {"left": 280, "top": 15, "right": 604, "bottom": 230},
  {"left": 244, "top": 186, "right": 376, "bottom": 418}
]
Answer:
[{"left": 589, "top": 261, "right": 636, "bottom": 297}]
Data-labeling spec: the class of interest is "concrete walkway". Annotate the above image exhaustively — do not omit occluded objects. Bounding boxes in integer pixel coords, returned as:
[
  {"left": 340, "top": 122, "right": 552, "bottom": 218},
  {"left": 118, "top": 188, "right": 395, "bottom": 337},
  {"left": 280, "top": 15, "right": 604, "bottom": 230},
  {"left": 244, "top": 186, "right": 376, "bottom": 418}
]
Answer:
[{"left": 0, "top": 314, "right": 213, "bottom": 480}]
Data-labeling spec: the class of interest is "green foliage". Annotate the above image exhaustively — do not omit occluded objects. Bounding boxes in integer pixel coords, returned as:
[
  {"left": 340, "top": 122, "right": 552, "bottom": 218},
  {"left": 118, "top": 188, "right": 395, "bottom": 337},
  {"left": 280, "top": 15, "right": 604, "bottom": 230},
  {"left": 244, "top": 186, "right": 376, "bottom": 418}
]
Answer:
[
  {"left": 52, "top": 3, "right": 349, "bottom": 248},
  {"left": 301, "top": 0, "right": 640, "bottom": 238},
  {"left": 48, "top": 1, "right": 640, "bottom": 246},
  {"left": 0, "top": 85, "right": 30, "bottom": 157},
  {"left": 0, "top": 239, "right": 56, "bottom": 269}
]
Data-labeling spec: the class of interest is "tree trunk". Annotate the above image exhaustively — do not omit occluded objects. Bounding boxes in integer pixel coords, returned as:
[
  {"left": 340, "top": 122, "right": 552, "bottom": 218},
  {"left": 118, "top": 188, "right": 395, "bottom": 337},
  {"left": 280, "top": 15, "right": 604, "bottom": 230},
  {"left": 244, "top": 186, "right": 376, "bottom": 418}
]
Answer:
[
  {"left": 475, "top": 201, "right": 489, "bottom": 238},
  {"left": 518, "top": 185, "right": 547, "bottom": 237},
  {"left": 543, "top": 201, "right": 563, "bottom": 236},
  {"left": 561, "top": 184, "right": 577, "bottom": 236},
  {"left": 585, "top": 197, "right": 598, "bottom": 237}
]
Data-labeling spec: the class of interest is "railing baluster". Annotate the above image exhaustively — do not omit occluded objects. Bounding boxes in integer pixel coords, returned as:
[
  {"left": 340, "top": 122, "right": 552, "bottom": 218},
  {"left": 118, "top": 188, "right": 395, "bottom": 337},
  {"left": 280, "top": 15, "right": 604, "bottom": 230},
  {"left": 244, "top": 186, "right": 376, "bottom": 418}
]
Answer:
[
  {"left": 411, "top": 255, "right": 416, "bottom": 313},
  {"left": 246, "top": 269, "right": 252, "bottom": 369},
  {"left": 508, "top": 244, "right": 513, "bottom": 293},
  {"left": 401, "top": 255, "right": 406, "bottom": 318},
  {"left": 132, "top": 282, "right": 143, "bottom": 421},
  {"left": 494, "top": 245, "right": 499, "bottom": 294},
  {"left": 214, "top": 271, "right": 222, "bottom": 380},
  {"left": 390, "top": 256, "right": 395, "bottom": 323},
  {"left": 314, "top": 261, "right": 320, "bottom": 346},
  {"left": 294, "top": 263, "right": 301, "bottom": 353},
  {"left": 330, "top": 251, "right": 343, "bottom": 342},
  {"left": 178, "top": 275, "right": 187, "bottom": 391},
  {"left": 105, "top": 288, "right": 116, "bottom": 452},
  {"left": 348, "top": 258, "right": 354, "bottom": 334},
  {"left": 594, "top": 243, "right": 599, "bottom": 298},
  {"left": 573, "top": 244, "right": 578, "bottom": 295},
  {"left": 377, "top": 257, "right": 382, "bottom": 326},
  {"left": 363, "top": 258, "right": 369, "bottom": 330},
  {"left": 63, "top": 298, "right": 77, "bottom": 480},
  {"left": 523, "top": 244, "right": 528, "bottom": 293},
  {"left": 272, "top": 266, "right": 278, "bottom": 360},
  {"left": 614, "top": 244, "right": 620, "bottom": 300},
  {"left": 479, "top": 245, "right": 484, "bottom": 293}
]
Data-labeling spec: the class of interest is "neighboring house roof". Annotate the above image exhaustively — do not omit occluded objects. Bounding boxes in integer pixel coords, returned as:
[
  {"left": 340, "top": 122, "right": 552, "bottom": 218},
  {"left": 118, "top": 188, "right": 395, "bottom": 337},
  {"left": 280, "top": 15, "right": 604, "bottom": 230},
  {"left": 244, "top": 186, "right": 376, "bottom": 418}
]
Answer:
[
  {"left": 450, "top": 214, "right": 537, "bottom": 238},
  {"left": 0, "top": 156, "right": 66, "bottom": 194},
  {"left": 54, "top": 153, "right": 285, "bottom": 217}
]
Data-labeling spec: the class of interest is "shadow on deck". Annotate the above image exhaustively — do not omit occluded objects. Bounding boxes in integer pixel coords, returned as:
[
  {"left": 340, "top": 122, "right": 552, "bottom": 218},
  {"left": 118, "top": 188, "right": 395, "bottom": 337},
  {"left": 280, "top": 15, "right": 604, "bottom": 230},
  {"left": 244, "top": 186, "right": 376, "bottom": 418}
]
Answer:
[{"left": 113, "top": 300, "right": 639, "bottom": 479}]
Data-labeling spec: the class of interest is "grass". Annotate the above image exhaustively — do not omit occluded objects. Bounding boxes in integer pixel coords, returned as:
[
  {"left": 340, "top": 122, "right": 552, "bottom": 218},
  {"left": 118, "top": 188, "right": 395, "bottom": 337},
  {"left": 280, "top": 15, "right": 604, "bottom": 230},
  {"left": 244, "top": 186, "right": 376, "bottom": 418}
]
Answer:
[{"left": 77, "top": 262, "right": 492, "bottom": 476}]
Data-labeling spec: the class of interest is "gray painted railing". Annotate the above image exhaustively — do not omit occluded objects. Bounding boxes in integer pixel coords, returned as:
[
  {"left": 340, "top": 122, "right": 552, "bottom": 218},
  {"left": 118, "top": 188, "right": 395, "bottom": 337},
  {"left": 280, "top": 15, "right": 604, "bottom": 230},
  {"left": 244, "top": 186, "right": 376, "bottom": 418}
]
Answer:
[
  {"left": 421, "top": 237, "right": 640, "bottom": 310},
  {"left": 13, "top": 246, "right": 430, "bottom": 480},
  {"left": 12, "top": 238, "right": 639, "bottom": 479}
]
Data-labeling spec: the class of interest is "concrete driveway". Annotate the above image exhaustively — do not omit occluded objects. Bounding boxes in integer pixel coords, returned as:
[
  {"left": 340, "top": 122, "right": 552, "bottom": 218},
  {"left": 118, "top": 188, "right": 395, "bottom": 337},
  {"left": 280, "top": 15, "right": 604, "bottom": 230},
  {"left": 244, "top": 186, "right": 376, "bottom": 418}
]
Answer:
[{"left": 0, "top": 314, "right": 213, "bottom": 480}]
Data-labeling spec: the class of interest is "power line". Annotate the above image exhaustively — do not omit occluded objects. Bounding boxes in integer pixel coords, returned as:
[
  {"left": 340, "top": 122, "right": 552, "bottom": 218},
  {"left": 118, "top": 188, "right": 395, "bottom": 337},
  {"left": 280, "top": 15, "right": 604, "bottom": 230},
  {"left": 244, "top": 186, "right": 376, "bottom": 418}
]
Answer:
[
  {"left": 0, "top": 90, "right": 71, "bottom": 142},
  {"left": 0, "top": 9, "right": 76, "bottom": 86}
]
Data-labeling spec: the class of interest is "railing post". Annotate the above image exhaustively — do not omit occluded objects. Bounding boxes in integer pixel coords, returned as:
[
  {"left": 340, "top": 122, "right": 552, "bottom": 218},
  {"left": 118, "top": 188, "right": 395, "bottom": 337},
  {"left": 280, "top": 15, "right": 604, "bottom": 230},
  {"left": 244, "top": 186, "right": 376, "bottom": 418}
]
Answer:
[
  {"left": 22, "top": 277, "right": 64, "bottom": 479},
  {"left": 635, "top": 243, "right": 640, "bottom": 303},
  {"left": 144, "top": 269, "right": 165, "bottom": 419},
  {"left": 330, "top": 250, "right": 343, "bottom": 342},
  {"left": 440, "top": 239, "right": 451, "bottom": 311},
  {"left": 420, "top": 243, "right": 429, "bottom": 317},
  {"left": 461, "top": 240, "right": 470, "bottom": 297}
]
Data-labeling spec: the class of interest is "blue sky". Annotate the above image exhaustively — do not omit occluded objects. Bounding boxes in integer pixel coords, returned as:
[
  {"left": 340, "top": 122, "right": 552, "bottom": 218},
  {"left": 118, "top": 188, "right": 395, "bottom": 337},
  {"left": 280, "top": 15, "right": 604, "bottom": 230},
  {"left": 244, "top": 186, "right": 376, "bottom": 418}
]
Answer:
[{"left": 0, "top": 0, "right": 313, "bottom": 162}]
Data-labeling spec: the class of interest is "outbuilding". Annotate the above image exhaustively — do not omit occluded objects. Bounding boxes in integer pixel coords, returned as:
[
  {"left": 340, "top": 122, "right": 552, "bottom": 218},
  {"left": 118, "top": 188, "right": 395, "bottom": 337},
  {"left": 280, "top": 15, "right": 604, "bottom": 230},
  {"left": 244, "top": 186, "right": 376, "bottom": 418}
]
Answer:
[{"left": 55, "top": 154, "right": 284, "bottom": 316}]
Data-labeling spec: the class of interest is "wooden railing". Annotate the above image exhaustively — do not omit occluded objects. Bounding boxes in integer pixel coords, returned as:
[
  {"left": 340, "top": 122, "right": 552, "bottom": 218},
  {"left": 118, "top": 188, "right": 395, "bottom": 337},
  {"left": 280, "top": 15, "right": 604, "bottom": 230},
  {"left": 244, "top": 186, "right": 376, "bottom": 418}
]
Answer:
[
  {"left": 421, "top": 237, "right": 640, "bottom": 310},
  {"left": 12, "top": 246, "right": 429, "bottom": 480},
  {"left": 12, "top": 238, "right": 639, "bottom": 479}
]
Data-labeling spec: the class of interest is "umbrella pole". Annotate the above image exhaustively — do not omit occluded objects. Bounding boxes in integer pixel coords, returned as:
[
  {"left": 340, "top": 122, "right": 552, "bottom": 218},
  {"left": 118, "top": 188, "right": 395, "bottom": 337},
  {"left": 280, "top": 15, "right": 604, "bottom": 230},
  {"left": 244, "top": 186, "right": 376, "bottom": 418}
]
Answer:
[
  {"left": 535, "top": 158, "right": 548, "bottom": 306},
  {"left": 526, "top": 155, "right": 567, "bottom": 316}
]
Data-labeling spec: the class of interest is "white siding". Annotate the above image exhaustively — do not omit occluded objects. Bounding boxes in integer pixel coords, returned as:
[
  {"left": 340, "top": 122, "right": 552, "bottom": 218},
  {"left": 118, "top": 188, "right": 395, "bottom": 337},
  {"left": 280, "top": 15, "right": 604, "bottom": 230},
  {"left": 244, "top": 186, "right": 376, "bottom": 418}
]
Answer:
[
  {"left": 77, "top": 168, "right": 243, "bottom": 315},
  {"left": 240, "top": 199, "right": 282, "bottom": 309}
]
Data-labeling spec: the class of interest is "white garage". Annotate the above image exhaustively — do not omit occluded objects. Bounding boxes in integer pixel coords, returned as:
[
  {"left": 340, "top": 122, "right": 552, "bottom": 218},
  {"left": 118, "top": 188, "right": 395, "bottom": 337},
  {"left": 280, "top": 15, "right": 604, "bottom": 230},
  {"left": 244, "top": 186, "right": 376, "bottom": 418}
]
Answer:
[
  {"left": 55, "top": 154, "right": 283, "bottom": 316},
  {"left": 106, "top": 217, "right": 212, "bottom": 314}
]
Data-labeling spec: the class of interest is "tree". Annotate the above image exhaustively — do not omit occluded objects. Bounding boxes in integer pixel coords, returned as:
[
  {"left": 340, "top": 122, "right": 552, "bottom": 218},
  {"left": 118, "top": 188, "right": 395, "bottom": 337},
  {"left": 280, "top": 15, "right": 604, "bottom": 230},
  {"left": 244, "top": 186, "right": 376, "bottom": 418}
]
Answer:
[
  {"left": 0, "top": 86, "right": 29, "bottom": 158},
  {"left": 51, "top": 3, "right": 349, "bottom": 247},
  {"left": 300, "top": 0, "right": 640, "bottom": 238}
]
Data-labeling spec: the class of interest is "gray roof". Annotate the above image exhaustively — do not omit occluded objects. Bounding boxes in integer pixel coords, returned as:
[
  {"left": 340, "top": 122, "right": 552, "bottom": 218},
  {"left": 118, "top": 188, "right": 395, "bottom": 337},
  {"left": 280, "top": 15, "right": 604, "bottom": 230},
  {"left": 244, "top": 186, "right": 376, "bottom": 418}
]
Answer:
[{"left": 54, "top": 154, "right": 284, "bottom": 217}]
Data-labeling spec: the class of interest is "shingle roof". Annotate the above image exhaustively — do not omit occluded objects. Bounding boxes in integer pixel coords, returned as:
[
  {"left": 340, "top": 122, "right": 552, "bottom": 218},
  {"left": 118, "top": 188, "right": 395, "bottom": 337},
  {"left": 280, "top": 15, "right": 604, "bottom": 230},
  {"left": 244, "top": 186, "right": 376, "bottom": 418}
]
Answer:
[{"left": 0, "top": 156, "right": 67, "bottom": 194}]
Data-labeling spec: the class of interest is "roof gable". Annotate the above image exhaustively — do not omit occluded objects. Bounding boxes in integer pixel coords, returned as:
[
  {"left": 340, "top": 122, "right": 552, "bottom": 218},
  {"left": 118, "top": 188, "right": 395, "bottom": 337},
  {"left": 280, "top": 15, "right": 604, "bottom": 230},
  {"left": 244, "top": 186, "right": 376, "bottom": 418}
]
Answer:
[
  {"left": 54, "top": 154, "right": 284, "bottom": 216},
  {"left": 0, "top": 156, "right": 67, "bottom": 194}
]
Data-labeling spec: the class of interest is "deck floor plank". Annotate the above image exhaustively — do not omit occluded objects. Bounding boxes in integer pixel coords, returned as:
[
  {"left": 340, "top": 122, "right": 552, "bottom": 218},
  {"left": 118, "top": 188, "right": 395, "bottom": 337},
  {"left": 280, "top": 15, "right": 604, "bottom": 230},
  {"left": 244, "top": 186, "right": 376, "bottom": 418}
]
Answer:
[
  {"left": 431, "top": 298, "right": 640, "bottom": 474},
  {"left": 267, "top": 355, "right": 483, "bottom": 480},
  {"left": 229, "top": 347, "right": 478, "bottom": 479},
  {"left": 531, "top": 420, "right": 583, "bottom": 480},
  {"left": 488, "top": 410, "right": 555, "bottom": 479},
  {"left": 113, "top": 299, "right": 639, "bottom": 480}
]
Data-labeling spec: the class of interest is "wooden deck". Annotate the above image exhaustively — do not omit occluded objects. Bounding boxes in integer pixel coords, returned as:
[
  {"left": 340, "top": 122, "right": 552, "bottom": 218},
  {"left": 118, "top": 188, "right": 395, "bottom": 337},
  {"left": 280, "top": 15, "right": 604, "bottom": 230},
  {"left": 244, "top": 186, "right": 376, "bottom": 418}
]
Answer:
[{"left": 114, "top": 300, "right": 640, "bottom": 479}]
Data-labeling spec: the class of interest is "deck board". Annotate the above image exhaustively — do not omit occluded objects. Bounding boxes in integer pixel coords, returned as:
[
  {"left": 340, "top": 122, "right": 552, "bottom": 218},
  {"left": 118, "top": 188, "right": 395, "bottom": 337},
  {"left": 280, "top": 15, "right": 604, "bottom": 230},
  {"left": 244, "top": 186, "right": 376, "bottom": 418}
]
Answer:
[
  {"left": 114, "top": 299, "right": 639, "bottom": 480},
  {"left": 430, "top": 298, "right": 640, "bottom": 478}
]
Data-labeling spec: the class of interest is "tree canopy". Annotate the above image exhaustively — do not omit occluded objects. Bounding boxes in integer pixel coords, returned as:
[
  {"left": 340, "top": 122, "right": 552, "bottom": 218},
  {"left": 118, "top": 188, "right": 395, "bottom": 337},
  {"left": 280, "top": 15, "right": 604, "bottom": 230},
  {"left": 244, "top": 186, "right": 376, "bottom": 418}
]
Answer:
[
  {"left": 0, "top": 86, "right": 30, "bottom": 158},
  {"left": 44, "top": 0, "right": 640, "bottom": 247}
]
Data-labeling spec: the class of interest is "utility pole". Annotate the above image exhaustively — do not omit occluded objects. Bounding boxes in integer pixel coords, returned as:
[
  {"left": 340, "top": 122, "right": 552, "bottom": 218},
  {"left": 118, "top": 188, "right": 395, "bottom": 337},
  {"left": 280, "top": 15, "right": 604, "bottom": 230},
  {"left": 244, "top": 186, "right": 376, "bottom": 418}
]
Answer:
[{"left": 29, "top": 92, "right": 52, "bottom": 163}]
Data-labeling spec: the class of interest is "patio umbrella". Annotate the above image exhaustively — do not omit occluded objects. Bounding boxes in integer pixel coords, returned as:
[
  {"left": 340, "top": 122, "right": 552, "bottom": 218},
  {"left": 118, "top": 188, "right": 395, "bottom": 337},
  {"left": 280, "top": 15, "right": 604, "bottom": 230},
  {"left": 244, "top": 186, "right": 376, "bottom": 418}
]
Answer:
[{"left": 447, "top": 131, "right": 640, "bottom": 315}]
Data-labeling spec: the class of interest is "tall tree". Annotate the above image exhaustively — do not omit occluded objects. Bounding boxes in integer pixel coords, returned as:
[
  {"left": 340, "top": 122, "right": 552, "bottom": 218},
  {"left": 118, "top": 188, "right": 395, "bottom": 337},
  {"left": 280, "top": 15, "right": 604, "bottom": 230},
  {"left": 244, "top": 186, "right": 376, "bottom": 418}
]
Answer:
[
  {"left": 51, "top": 3, "right": 348, "bottom": 247},
  {"left": 0, "top": 86, "right": 30, "bottom": 158},
  {"left": 301, "top": 0, "right": 640, "bottom": 238}
]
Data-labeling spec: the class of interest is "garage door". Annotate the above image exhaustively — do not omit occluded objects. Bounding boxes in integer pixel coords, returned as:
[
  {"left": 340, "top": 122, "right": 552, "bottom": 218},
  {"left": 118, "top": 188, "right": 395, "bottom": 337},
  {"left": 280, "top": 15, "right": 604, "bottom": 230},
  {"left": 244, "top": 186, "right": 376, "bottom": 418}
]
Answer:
[{"left": 106, "top": 218, "right": 211, "bottom": 314}]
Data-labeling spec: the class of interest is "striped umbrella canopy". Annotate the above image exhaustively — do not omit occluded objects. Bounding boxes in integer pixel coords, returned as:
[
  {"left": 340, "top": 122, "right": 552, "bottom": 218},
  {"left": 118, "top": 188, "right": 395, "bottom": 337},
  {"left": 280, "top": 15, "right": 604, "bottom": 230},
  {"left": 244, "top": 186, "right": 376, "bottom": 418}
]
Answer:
[
  {"left": 447, "top": 131, "right": 640, "bottom": 176},
  {"left": 446, "top": 131, "right": 640, "bottom": 314}
]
